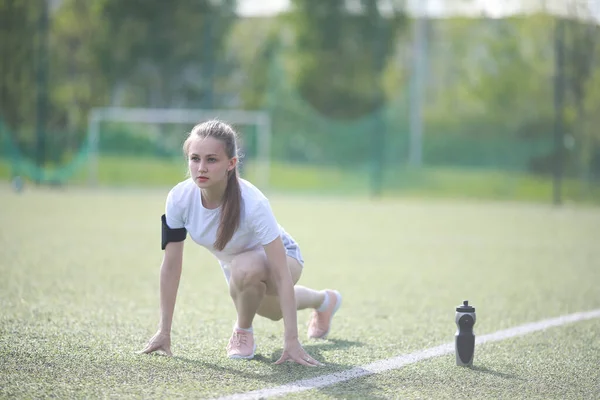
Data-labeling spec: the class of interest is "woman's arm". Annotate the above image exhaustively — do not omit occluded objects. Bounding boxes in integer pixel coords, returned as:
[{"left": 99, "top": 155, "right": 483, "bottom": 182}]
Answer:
[
  {"left": 263, "top": 237, "right": 298, "bottom": 340},
  {"left": 263, "top": 237, "right": 322, "bottom": 366},
  {"left": 158, "top": 241, "right": 184, "bottom": 333},
  {"left": 140, "top": 241, "right": 184, "bottom": 356}
]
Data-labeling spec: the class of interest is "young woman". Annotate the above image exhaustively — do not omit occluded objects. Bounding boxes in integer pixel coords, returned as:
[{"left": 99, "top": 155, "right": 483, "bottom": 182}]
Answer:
[{"left": 140, "top": 120, "right": 342, "bottom": 366}]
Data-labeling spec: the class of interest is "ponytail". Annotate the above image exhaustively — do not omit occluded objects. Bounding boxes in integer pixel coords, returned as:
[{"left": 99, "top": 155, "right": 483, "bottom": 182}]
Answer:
[{"left": 214, "top": 167, "right": 241, "bottom": 251}]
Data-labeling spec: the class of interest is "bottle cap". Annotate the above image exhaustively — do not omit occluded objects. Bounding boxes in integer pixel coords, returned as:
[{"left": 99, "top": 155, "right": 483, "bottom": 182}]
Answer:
[{"left": 456, "top": 300, "right": 475, "bottom": 313}]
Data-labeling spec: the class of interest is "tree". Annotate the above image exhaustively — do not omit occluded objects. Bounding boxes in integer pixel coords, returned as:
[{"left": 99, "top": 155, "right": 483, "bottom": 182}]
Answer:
[
  {"left": 49, "top": 0, "right": 111, "bottom": 152},
  {"left": 233, "top": 18, "right": 281, "bottom": 110},
  {"left": 561, "top": 2, "right": 600, "bottom": 183},
  {"left": 0, "top": 0, "right": 42, "bottom": 152},
  {"left": 286, "top": 0, "right": 407, "bottom": 119},
  {"left": 1, "top": 0, "right": 240, "bottom": 180},
  {"left": 96, "top": 0, "right": 237, "bottom": 109},
  {"left": 583, "top": 68, "right": 600, "bottom": 180},
  {"left": 456, "top": 15, "right": 555, "bottom": 138}
]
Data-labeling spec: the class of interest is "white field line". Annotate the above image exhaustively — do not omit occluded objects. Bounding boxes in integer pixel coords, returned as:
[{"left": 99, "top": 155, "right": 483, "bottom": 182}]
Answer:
[{"left": 216, "top": 308, "right": 600, "bottom": 400}]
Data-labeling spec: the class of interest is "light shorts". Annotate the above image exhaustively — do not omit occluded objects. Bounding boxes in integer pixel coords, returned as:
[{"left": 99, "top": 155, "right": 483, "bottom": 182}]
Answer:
[
  {"left": 219, "top": 228, "right": 304, "bottom": 284},
  {"left": 280, "top": 227, "right": 305, "bottom": 266}
]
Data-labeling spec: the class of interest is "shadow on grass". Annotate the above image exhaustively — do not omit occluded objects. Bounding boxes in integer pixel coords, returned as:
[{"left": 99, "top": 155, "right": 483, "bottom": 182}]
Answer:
[
  {"left": 468, "top": 365, "right": 523, "bottom": 380},
  {"left": 172, "top": 338, "right": 365, "bottom": 386}
]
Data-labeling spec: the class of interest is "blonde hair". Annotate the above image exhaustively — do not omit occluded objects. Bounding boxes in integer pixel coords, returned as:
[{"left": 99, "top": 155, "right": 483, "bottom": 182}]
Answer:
[{"left": 183, "top": 120, "right": 241, "bottom": 251}]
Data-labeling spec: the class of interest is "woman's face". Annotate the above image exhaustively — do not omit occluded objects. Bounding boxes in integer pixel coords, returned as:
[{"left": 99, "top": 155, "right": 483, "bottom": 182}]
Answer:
[{"left": 187, "top": 136, "right": 236, "bottom": 189}]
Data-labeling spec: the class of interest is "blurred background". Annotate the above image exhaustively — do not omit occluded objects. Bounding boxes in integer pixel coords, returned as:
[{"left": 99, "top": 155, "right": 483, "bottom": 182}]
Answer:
[{"left": 1, "top": 0, "right": 599, "bottom": 204}]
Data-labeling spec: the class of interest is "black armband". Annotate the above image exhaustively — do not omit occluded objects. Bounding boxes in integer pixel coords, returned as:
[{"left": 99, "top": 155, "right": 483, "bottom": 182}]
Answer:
[{"left": 161, "top": 214, "right": 187, "bottom": 250}]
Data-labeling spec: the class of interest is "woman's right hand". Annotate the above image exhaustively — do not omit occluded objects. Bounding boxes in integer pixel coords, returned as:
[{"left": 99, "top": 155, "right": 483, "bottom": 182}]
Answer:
[
  {"left": 141, "top": 241, "right": 183, "bottom": 357},
  {"left": 140, "top": 331, "right": 172, "bottom": 356}
]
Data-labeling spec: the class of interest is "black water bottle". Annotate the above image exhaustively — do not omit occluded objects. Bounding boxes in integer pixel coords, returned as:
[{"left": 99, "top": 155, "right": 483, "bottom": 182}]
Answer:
[{"left": 455, "top": 300, "right": 476, "bottom": 366}]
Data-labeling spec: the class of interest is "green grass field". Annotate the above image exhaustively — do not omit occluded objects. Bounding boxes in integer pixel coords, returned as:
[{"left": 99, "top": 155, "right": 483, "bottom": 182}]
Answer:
[{"left": 1, "top": 183, "right": 599, "bottom": 399}]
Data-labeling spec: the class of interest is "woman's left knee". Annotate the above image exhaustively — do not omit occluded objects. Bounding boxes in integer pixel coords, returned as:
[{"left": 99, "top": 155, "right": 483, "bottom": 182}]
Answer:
[{"left": 229, "top": 251, "right": 268, "bottom": 288}]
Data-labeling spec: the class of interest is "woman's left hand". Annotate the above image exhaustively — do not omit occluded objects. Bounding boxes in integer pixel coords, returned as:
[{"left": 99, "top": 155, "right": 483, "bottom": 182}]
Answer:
[{"left": 274, "top": 338, "right": 323, "bottom": 366}]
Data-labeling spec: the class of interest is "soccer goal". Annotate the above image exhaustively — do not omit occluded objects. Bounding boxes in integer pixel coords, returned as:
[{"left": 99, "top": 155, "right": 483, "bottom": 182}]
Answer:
[{"left": 87, "top": 107, "right": 272, "bottom": 189}]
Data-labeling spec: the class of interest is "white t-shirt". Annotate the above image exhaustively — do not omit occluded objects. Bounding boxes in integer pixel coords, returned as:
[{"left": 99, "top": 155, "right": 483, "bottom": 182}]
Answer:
[{"left": 164, "top": 177, "right": 302, "bottom": 281}]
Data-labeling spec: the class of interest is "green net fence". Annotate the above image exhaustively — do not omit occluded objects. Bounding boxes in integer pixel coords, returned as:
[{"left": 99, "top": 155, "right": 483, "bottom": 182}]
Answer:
[
  {"left": 0, "top": 121, "right": 92, "bottom": 184},
  {"left": 1, "top": 1, "right": 599, "bottom": 203}
]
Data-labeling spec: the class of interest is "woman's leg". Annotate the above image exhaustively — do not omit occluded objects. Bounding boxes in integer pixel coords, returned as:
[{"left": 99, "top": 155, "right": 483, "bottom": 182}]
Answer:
[
  {"left": 255, "top": 256, "right": 342, "bottom": 340},
  {"left": 229, "top": 250, "right": 326, "bottom": 323},
  {"left": 228, "top": 250, "right": 269, "bottom": 330},
  {"left": 256, "top": 256, "right": 326, "bottom": 321},
  {"left": 226, "top": 250, "right": 269, "bottom": 359},
  {"left": 228, "top": 250, "right": 341, "bottom": 350}
]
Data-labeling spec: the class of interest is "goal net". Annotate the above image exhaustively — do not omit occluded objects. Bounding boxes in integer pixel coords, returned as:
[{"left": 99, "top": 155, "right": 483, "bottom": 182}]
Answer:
[{"left": 87, "top": 107, "right": 272, "bottom": 189}]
